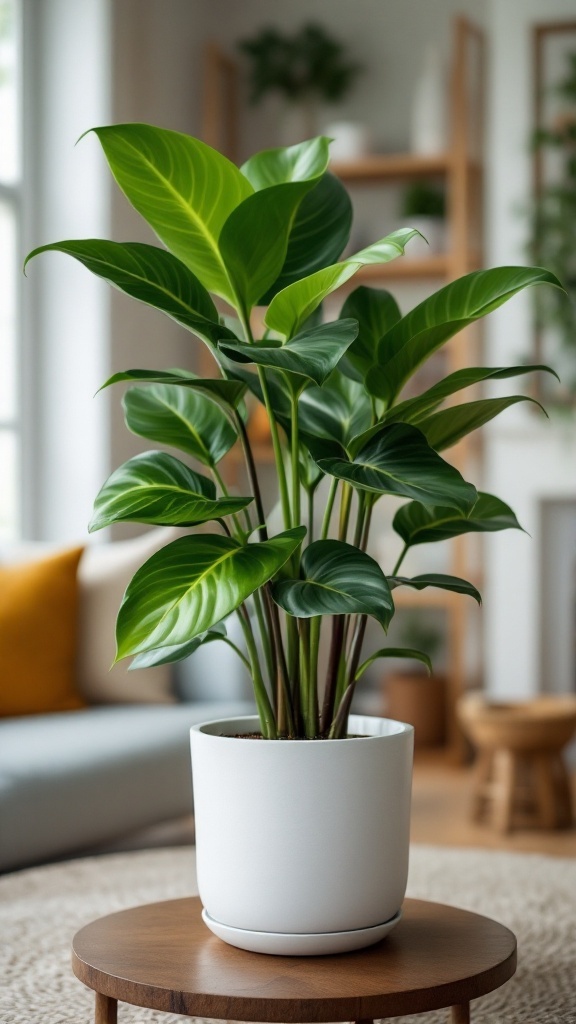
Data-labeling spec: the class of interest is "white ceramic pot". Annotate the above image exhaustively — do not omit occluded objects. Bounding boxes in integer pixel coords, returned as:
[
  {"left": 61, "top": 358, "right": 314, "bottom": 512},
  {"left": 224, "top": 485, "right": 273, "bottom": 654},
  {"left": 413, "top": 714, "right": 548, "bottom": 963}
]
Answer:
[{"left": 190, "top": 714, "right": 414, "bottom": 954}]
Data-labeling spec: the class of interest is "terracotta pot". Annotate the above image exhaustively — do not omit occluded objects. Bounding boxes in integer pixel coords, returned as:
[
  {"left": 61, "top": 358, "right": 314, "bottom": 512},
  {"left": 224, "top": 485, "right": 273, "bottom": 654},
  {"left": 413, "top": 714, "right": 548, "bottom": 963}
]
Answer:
[{"left": 385, "top": 672, "right": 447, "bottom": 748}]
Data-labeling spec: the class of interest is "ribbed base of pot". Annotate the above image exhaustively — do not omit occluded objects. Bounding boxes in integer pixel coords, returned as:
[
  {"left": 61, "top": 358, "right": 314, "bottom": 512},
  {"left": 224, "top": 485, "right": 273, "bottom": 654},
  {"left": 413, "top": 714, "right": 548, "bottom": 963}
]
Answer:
[{"left": 201, "top": 907, "right": 402, "bottom": 956}]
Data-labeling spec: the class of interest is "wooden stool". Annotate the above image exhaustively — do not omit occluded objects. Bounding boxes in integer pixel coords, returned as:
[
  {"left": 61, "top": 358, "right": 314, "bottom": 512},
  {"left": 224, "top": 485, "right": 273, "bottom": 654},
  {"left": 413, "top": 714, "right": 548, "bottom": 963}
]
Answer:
[{"left": 458, "top": 695, "right": 576, "bottom": 832}]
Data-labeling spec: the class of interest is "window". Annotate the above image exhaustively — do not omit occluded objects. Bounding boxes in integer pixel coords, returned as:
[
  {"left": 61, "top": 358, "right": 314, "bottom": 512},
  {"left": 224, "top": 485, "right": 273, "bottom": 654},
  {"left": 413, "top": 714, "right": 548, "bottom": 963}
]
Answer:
[{"left": 0, "top": 0, "right": 20, "bottom": 539}]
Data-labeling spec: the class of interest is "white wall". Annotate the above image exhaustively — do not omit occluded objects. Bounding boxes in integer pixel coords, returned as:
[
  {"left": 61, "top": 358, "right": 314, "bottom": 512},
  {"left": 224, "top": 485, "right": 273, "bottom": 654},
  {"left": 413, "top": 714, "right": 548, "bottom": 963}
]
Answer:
[
  {"left": 484, "top": 0, "right": 576, "bottom": 698},
  {"left": 23, "top": 0, "right": 111, "bottom": 541}
]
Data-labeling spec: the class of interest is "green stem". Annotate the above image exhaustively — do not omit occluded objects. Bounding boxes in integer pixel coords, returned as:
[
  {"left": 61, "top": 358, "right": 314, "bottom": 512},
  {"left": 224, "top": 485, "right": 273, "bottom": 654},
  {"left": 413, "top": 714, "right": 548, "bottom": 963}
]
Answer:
[
  {"left": 235, "top": 411, "right": 267, "bottom": 541},
  {"left": 321, "top": 478, "right": 338, "bottom": 540},
  {"left": 320, "top": 614, "right": 346, "bottom": 736},
  {"left": 307, "top": 488, "right": 315, "bottom": 544},
  {"left": 252, "top": 590, "right": 276, "bottom": 693},
  {"left": 329, "top": 614, "right": 368, "bottom": 739},
  {"left": 338, "top": 483, "right": 353, "bottom": 542},
  {"left": 290, "top": 394, "right": 301, "bottom": 529},
  {"left": 297, "top": 618, "right": 310, "bottom": 736},
  {"left": 352, "top": 492, "right": 366, "bottom": 549},
  {"left": 212, "top": 465, "right": 246, "bottom": 538},
  {"left": 392, "top": 543, "right": 409, "bottom": 576},
  {"left": 236, "top": 606, "right": 276, "bottom": 738},
  {"left": 307, "top": 616, "right": 321, "bottom": 737}
]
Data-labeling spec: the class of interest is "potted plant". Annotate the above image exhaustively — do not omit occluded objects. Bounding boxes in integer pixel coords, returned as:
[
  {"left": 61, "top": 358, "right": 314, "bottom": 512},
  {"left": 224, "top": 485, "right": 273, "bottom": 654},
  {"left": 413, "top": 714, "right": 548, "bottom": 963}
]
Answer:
[
  {"left": 27, "top": 126, "right": 560, "bottom": 954},
  {"left": 400, "top": 180, "right": 447, "bottom": 257},
  {"left": 238, "top": 22, "right": 365, "bottom": 154}
]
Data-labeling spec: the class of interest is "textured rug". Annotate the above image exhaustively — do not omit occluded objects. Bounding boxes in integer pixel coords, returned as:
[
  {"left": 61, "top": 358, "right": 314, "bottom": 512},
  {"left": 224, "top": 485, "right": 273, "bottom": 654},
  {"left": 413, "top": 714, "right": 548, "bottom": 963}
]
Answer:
[{"left": 1, "top": 845, "right": 575, "bottom": 1024}]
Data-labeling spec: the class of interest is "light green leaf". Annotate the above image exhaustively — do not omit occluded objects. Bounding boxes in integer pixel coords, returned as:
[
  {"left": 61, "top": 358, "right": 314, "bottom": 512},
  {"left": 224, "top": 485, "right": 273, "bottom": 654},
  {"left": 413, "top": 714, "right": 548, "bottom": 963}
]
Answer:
[
  {"left": 89, "top": 452, "right": 252, "bottom": 532},
  {"left": 389, "top": 573, "right": 482, "bottom": 603},
  {"left": 265, "top": 228, "right": 419, "bottom": 338},
  {"left": 129, "top": 623, "right": 227, "bottom": 669},
  {"left": 366, "top": 266, "right": 563, "bottom": 404},
  {"left": 318, "top": 423, "right": 478, "bottom": 513},
  {"left": 355, "top": 647, "right": 432, "bottom": 681},
  {"left": 393, "top": 493, "right": 524, "bottom": 546},
  {"left": 417, "top": 396, "right": 547, "bottom": 450},
  {"left": 115, "top": 527, "right": 306, "bottom": 658},
  {"left": 258, "top": 173, "right": 352, "bottom": 303},
  {"left": 383, "top": 364, "right": 558, "bottom": 426},
  {"left": 241, "top": 137, "right": 331, "bottom": 189},
  {"left": 100, "top": 370, "right": 246, "bottom": 409},
  {"left": 220, "top": 319, "right": 358, "bottom": 386},
  {"left": 272, "top": 539, "right": 394, "bottom": 629},
  {"left": 123, "top": 384, "right": 237, "bottom": 466},
  {"left": 24, "top": 240, "right": 228, "bottom": 347},
  {"left": 87, "top": 123, "right": 253, "bottom": 303}
]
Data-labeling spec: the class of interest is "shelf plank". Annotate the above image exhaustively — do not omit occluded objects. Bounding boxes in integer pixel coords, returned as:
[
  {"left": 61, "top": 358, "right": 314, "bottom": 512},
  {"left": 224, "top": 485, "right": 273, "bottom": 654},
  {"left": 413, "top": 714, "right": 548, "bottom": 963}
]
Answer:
[{"left": 330, "top": 153, "right": 452, "bottom": 181}]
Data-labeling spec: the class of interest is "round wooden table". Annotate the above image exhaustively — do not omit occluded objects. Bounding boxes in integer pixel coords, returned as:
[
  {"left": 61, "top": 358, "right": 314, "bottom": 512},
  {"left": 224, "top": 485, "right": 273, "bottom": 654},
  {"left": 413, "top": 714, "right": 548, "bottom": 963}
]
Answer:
[{"left": 72, "top": 897, "right": 517, "bottom": 1024}]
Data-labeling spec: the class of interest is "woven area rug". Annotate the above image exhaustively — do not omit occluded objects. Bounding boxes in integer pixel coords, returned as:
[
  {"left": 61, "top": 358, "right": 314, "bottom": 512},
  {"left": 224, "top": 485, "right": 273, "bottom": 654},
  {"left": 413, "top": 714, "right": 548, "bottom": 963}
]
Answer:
[{"left": 1, "top": 845, "right": 575, "bottom": 1024}]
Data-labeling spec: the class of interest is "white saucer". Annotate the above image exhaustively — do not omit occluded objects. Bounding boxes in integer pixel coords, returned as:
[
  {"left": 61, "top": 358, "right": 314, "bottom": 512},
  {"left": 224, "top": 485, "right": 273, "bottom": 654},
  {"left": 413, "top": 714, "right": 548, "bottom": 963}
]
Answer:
[{"left": 201, "top": 907, "right": 402, "bottom": 956}]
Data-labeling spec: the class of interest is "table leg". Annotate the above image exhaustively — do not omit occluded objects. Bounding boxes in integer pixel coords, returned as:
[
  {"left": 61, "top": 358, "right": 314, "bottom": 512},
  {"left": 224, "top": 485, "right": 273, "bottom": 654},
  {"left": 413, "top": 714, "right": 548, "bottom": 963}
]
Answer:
[
  {"left": 451, "top": 1003, "right": 470, "bottom": 1023},
  {"left": 95, "top": 992, "right": 117, "bottom": 1024}
]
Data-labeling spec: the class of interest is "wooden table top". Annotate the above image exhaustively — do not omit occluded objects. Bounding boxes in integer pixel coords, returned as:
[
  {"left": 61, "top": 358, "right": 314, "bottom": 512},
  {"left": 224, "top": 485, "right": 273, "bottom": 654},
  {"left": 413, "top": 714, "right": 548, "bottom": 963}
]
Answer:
[{"left": 72, "top": 897, "right": 517, "bottom": 1022}]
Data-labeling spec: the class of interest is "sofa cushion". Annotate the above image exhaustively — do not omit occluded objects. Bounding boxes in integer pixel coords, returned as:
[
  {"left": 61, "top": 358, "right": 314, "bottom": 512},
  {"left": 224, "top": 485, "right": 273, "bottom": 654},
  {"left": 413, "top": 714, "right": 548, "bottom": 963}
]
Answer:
[
  {"left": 0, "top": 701, "right": 255, "bottom": 871},
  {"left": 0, "top": 546, "right": 86, "bottom": 717}
]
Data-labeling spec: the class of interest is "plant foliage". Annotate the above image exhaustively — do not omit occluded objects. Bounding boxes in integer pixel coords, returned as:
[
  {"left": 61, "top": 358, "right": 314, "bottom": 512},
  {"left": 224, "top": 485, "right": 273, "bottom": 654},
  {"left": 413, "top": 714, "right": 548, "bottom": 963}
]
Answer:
[{"left": 26, "top": 124, "right": 562, "bottom": 739}]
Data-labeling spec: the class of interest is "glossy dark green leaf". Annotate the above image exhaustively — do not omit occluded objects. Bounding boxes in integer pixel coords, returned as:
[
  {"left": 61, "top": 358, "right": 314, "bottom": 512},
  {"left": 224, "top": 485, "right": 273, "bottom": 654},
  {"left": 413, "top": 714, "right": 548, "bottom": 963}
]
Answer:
[
  {"left": 366, "top": 266, "right": 563, "bottom": 404},
  {"left": 382, "top": 364, "right": 558, "bottom": 426},
  {"left": 219, "top": 180, "right": 325, "bottom": 309},
  {"left": 24, "top": 240, "right": 230, "bottom": 347},
  {"left": 389, "top": 573, "right": 482, "bottom": 603},
  {"left": 298, "top": 373, "right": 372, "bottom": 448},
  {"left": 339, "top": 285, "right": 401, "bottom": 377},
  {"left": 100, "top": 370, "right": 246, "bottom": 409},
  {"left": 272, "top": 539, "right": 394, "bottom": 628},
  {"left": 265, "top": 228, "right": 420, "bottom": 338},
  {"left": 115, "top": 527, "right": 306, "bottom": 659},
  {"left": 241, "top": 137, "right": 331, "bottom": 189},
  {"left": 123, "top": 384, "right": 237, "bottom": 466},
  {"left": 129, "top": 623, "right": 227, "bottom": 669},
  {"left": 393, "top": 492, "right": 524, "bottom": 546},
  {"left": 417, "top": 396, "right": 547, "bottom": 450},
  {"left": 258, "top": 173, "right": 353, "bottom": 303},
  {"left": 318, "top": 423, "right": 478, "bottom": 513},
  {"left": 89, "top": 452, "right": 252, "bottom": 532},
  {"left": 355, "top": 647, "right": 432, "bottom": 681},
  {"left": 87, "top": 124, "right": 252, "bottom": 303},
  {"left": 220, "top": 319, "right": 358, "bottom": 386}
]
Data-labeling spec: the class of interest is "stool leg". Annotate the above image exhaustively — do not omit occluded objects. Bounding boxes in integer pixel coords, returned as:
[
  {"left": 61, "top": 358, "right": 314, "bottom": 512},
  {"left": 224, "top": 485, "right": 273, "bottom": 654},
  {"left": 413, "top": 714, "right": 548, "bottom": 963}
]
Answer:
[
  {"left": 492, "top": 749, "right": 516, "bottom": 832},
  {"left": 95, "top": 992, "right": 117, "bottom": 1024},
  {"left": 533, "top": 753, "right": 558, "bottom": 828},
  {"left": 452, "top": 1003, "right": 470, "bottom": 1023},
  {"left": 471, "top": 749, "right": 492, "bottom": 822}
]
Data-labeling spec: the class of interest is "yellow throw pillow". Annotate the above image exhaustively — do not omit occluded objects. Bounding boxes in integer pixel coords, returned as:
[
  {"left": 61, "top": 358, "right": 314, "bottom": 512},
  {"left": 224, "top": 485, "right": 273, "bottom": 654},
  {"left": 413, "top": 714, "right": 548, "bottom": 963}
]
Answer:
[{"left": 0, "top": 545, "right": 85, "bottom": 717}]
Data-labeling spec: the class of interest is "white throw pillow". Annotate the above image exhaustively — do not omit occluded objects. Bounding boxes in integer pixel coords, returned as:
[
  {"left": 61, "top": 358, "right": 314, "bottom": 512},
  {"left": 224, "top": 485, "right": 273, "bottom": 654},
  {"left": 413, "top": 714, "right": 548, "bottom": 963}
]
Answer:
[{"left": 76, "top": 528, "right": 183, "bottom": 704}]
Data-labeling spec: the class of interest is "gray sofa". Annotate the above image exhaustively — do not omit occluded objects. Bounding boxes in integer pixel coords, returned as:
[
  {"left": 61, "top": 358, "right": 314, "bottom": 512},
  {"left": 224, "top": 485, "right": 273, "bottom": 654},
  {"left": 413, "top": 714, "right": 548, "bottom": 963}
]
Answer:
[{"left": 0, "top": 530, "right": 255, "bottom": 872}]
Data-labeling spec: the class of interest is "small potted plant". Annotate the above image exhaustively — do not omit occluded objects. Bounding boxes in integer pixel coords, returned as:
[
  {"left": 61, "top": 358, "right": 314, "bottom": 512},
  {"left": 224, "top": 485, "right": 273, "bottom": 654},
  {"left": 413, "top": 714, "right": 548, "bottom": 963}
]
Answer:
[
  {"left": 400, "top": 180, "right": 447, "bottom": 257},
  {"left": 27, "top": 126, "right": 560, "bottom": 955},
  {"left": 238, "top": 22, "right": 366, "bottom": 155}
]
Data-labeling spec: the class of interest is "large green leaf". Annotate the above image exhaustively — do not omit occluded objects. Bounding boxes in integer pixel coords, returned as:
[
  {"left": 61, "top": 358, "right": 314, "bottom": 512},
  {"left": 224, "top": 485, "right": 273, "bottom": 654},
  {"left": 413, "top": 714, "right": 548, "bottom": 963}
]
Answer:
[
  {"left": 355, "top": 647, "right": 432, "bottom": 681},
  {"left": 24, "top": 240, "right": 228, "bottom": 347},
  {"left": 123, "top": 384, "right": 237, "bottom": 466},
  {"left": 318, "top": 423, "right": 478, "bottom": 512},
  {"left": 89, "top": 452, "right": 252, "bottom": 532},
  {"left": 417, "top": 396, "right": 546, "bottom": 450},
  {"left": 115, "top": 527, "right": 305, "bottom": 659},
  {"left": 366, "top": 266, "right": 563, "bottom": 404},
  {"left": 87, "top": 124, "right": 252, "bottom": 303},
  {"left": 265, "top": 228, "right": 419, "bottom": 338},
  {"left": 339, "top": 285, "right": 401, "bottom": 378},
  {"left": 389, "top": 574, "right": 482, "bottom": 604},
  {"left": 100, "top": 370, "right": 245, "bottom": 409},
  {"left": 298, "top": 375, "right": 372, "bottom": 449},
  {"left": 382, "top": 364, "right": 558, "bottom": 427},
  {"left": 241, "top": 137, "right": 331, "bottom": 189},
  {"left": 129, "top": 623, "right": 227, "bottom": 669},
  {"left": 272, "top": 540, "right": 394, "bottom": 628},
  {"left": 220, "top": 319, "right": 358, "bottom": 386},
  {"left": 219, "top": 177, "right": 327, "bottom": 309},
  {"left": 258, "top": 174, "right": 353, "bottom": 303},
  {"left": 393, "top": 493, "right": 524, "bottom": 546}
]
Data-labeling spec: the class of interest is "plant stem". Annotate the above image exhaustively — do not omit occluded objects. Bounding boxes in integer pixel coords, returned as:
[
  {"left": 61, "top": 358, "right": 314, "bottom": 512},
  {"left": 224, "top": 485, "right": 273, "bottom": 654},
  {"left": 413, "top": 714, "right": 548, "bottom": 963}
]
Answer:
[
  {"left": 321, "top": 478, "right": 338, "bottom": 540},
  {"left": 235, "top": 412, "right": 267, "bottom": 542},
  {"left": 392, "top": 543, "right": 409, "bottom": 576},
  {"left": 329, "top": 614, "right": 368, "bottom": 739},
  {"left": 307, "top": 488, "right": 315, "bottom": 544},
  {"left": 297, "top": 618, "right": 310, "bottom": 736},
  {"left": 338, "top": 483, "right": 353, "bottom": 542},
  {"left": 252, "top": 589, "right": 276, "bottom": 692},
  {"left": 236, "top": 606, "right": 276, "bottom": 738},
  {"left": 353, "top": 492, "right": 366, "bottom": 548},
  {"left": 307, "top": 616, "right": 321, "bottom": 737},
  {"left": 212, "top": 465, "right": 246, "bottom": 538},
  {"left": 320, "top": 614, "right": 345, "bottom": 736},
  {"left": 257, "top": 366, "right": 292, "bottom": 531},
  {"left": 290, "top": 394, "right": 301, "bottom": 529}
]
